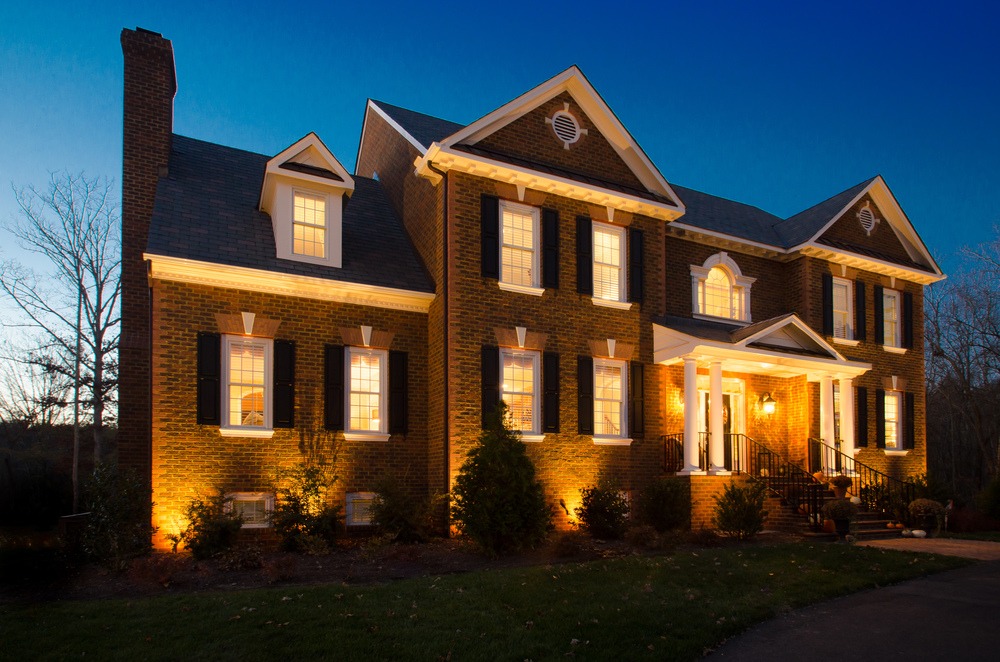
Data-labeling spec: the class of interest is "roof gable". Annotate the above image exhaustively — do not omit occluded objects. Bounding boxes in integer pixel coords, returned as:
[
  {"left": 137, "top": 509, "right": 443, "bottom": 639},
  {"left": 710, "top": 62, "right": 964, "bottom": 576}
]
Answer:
[
  {"left": 436, "top": 66, "right": 683, "bottom": 210},
  {"left": 733, "top": 314, "right": 843, "bottom": 360},
  {"left": 264, "top": 132, "right": 354, "bottom": 194}
]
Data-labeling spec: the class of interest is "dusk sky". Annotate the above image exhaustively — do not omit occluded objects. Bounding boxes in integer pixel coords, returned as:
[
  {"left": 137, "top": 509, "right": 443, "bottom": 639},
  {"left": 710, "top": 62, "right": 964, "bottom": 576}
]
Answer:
[{"left": 2, "top": 0, "right": 999, "bottom": 280}]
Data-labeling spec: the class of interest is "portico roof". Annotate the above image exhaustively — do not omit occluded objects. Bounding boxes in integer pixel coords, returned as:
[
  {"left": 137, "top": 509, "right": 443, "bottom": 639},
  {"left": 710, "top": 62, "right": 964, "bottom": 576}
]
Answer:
[{"left": 652, "top": 314, "right": 871, "bottom": 381}]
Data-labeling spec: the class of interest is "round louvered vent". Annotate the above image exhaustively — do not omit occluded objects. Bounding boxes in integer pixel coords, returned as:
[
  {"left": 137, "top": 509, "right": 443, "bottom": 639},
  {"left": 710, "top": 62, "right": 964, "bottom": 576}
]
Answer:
[
  {"left": 550, "top": 110, "right": 581, "bottom": 147},
  {"left": 858, "top": 205, "right": 878, "bottom": 235}
]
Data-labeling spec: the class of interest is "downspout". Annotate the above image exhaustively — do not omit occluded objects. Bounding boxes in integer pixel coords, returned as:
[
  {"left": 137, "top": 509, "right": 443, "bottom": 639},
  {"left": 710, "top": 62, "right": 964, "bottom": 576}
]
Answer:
[{"left": 426, "top": 163, "right": 451, "bottom": 510}]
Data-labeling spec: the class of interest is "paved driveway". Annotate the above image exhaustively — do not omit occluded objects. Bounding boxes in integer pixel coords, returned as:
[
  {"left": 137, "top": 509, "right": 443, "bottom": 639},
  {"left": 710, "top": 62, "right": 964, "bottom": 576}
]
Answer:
[{"left": 710, "top": 553, "right": 1000, "bottom": 660}]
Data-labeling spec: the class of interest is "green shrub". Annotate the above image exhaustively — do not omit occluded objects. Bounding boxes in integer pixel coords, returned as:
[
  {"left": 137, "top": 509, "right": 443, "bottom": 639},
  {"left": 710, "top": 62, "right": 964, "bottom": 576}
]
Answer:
[
  {"left": 978, "top": 475, "right": 1000, "bottom": 521},
  {"left": 636, "top": 477, "right": 691, "bottom": 532},
  {"left": 575, "top": 481, "right": 629, "bottom": 540},
  {"left": 712, "top": 480, "right": 768, "bottom": 541},
  {"left": 451, "top": 403, "right": 551, "bottom": 556},
  {"left": 79, "top": 464, "right": 156, "bottom": 570},
  {"left": 167, "top": 490, "right": 243, "bottom": 560},
  {"left": 822, "top": 498, "right": 859, "bottom": 520},
  {"left": 270, "top": 464, "right": 341, "bottom": 553},
  {"left": 370, "top": 477, "right": 446, "bottom": 543}
]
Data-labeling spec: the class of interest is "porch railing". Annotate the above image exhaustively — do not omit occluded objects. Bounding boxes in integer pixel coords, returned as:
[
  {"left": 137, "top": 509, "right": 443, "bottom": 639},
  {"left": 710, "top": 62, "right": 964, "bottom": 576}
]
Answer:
[
  {"left": 661, "top": 432, "right": 709, "bottom": 472},
  {"left": 808, "top": 438, "right": 916, "bottom": 518}
]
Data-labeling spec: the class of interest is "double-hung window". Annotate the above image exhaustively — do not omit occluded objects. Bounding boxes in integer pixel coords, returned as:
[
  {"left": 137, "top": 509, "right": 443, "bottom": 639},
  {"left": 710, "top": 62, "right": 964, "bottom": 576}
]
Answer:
[
  {"left": 883, "top": 391, "right": 901, "bottom": 449},
  {"left": 832, "top": 278, "right": 853, "bottom": 340},
  {"left": 226, "top": 492, "right": 274, "bottom": 528},
  {"left": 593, "top": 223, "right": 626, "bottom": 302},
  {"left": 883, "top": 289, "right": 901, "bottom": 347},
  {"left": 500, "top": 201, "right": 539, "bottom": 289},
  {"left": 293, "top": 192, "right": 327, "bottom": 258},
  {"left": 500, "top": 348, "right": 540, "bottom": 436},
  {"left": 221, "top": 335, "right": 273, "bottom": 435},
  {"left": 346, "top": 347, "right": 387, "bottom": 438},
  {"left": 594, "top": 358, "right": 627, "bottom": 438}
]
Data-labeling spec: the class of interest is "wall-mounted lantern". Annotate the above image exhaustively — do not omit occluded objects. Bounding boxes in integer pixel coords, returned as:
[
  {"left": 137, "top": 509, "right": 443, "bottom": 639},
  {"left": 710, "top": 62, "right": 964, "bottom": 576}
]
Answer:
[{"left": 760, "top": 392, "right": 777, "bottom": 415}]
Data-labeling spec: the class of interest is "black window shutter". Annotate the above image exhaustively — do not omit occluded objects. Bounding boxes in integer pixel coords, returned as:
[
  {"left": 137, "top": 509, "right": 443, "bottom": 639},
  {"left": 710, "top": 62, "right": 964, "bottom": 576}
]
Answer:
[
  {"left": 904, "top": 392, "right": 915, "bottom": 450},
  {"left": 389, "top": 350, "right": 408, "bottom": 434},
  {"left": 196, "top": 332, "right": 221, "bottom": 425},
  {"left": 855, "top": 386, "right": 868, "bottom": 447},
  {"left": 873, "top": 285, "right": 884, "bottom": 345},
  {"left": 481, "top": 345, "right": 500, "bottom": 429},
  {"left": 577, "top": 355, "right": 594, "bottom": 434},
  {"left": 855, "top": 281, "right": 867, "bottom": 341},
  {"left": 481, "top": 195, "right": 499, "bottom": 279},
  {"left": 628, "top": 228, "right": 644, "bottom": 304},
  {"left": 875, "top": 389, "right": 886, "bottom": 448},
  {"left": 902, "top": 292, "right": 914, "bottom": 349},
  {"left": 324, "top": 344, "right": 344, "bottom": 430},
  {"left": 629, "top": 361, "right": 644, "bottom": 435},
  {"left": 542, "top": 208, "right": 559, "bottom": 289},
  {"left": 273, "top": 340, "right": 295, "bottom": 428},
  {"left": 543, "top": 351, "right": 560, "bottom": 433},
  {"left": 821, "top": 273, "right": 833, "bottom": 336},
  {"left": 576, "top": 216, "right": 593, "bottom": 295}
]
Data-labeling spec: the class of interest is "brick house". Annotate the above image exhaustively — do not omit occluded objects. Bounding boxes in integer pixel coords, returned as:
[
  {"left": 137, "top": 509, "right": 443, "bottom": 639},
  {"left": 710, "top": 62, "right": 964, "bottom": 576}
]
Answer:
[{"left": 119, "top": 29, "right": 943, "bottom": 545}]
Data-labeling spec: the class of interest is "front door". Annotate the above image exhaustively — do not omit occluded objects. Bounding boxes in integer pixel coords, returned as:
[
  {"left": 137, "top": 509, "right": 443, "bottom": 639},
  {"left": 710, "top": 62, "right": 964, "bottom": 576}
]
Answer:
[{"left": 698, "top": 378, "right": 745, "bottom": 470}]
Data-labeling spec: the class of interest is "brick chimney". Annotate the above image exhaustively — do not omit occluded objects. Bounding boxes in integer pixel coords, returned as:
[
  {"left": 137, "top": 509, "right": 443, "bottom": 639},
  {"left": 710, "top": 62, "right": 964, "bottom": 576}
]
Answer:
[{"left": 119, "top": 28, "right": 175, "bottom": 474}]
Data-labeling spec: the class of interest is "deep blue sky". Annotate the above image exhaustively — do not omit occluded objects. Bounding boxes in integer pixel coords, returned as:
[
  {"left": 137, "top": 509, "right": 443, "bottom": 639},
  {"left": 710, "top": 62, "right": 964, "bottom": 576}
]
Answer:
[{"left": 2, "top": 0, "right": 999, "bottom": 276}]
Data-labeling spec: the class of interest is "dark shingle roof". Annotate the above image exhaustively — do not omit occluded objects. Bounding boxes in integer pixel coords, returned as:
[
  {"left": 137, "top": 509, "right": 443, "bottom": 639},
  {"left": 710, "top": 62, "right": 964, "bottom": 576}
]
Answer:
[
  {"left": 370, "top": 100, "right": 464, "bottom": 150},
  {"left": 654, "top": 313, "right": 832, "bottom": 358},
  {"left": 147, "top": 135, "right": 434, "bottom": 293},
  {"left": 670, "top": 185, "right": 786, "bottom": 246},
  {"left": 773, "top": 177, "right": 875, "bottom": 247}
]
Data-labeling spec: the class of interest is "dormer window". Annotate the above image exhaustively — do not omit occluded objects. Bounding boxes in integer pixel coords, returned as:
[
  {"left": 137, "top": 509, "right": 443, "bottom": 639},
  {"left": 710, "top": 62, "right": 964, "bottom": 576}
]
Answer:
[
  {"left": 293, "top": 192, "right": 327, "bottom": 258},
  {"left": 260, "top": 133, "right": 354, "bottom": 269},
  {"left": 690, "top": 252, "right": 754, "bottom": 323}
]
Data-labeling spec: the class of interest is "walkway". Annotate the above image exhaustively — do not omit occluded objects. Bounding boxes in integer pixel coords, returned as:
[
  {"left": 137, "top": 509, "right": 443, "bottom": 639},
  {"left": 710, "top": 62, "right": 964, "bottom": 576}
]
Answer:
[{"left": 710, "top": 540, "right": 1000, "bottom": 661}]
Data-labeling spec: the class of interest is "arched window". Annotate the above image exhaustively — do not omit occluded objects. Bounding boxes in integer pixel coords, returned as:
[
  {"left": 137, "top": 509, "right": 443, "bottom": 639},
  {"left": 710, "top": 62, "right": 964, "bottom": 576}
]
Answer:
[{"left": 690, "top": 252, "right": 754, "bottom": 322}]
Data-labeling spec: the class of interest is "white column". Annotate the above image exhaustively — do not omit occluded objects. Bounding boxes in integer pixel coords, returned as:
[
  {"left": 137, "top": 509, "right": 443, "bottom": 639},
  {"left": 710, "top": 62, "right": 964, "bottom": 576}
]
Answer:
[
  {"left": 680, "top": 357, "right": 703, "bottom": 474},
  {"left": 839, "top": 378, "right": 856, "bottom": 463},
  {"left": 820, "top": 375, "right": 836, "bottom": 474},
  {"left": 709, "top": 361, "right": 728, "bottom": 474}
]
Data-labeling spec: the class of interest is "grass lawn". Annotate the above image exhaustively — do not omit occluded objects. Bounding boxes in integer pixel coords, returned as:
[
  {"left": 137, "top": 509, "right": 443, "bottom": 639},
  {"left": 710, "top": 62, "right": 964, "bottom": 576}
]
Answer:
[
  {"left": 1, "top": 542, "right": 968, "bottom": 661},
  {"left": 943, "top": 531, "right": 1000, "bottom": 542}
]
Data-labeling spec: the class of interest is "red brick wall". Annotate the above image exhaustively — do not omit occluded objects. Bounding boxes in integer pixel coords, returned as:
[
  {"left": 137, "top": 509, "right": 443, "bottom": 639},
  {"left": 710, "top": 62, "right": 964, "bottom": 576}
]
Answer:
[
  {"left": 149, "top": 280, "right": 429, "bottom": 548},
  {"left": 119, "top": 29, "right": 176, "bottom": 475},
  {"left": 819, "top": 194, "right": 916, "bottom": 266}
]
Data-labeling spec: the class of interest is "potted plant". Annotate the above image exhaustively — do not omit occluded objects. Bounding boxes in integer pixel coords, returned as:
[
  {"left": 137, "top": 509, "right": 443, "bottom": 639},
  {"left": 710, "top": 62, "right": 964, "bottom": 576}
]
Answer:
[
  {"left": 908, "top": 498, "right": 944, "bottom": 537},
  {"left": 829, "top": 475, "right": 853, "bottom": 499},
  {"left": 822, "top": 498, "right": 858, "bottom": 539}
]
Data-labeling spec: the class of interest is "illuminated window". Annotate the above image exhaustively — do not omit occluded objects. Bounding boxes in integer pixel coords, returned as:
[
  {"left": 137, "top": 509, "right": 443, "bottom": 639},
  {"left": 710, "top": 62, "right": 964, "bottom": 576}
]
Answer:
[
  {"left": 226, "top": 492, "right": 274, "bottom": 528},
  {"left": 594, "top": 358, "right": 627, "bottom": 438},
  {"left": 593, "top": 223, "right": 626, "bottom": 302},
  {"left": 832, "top": 278, "right": 853, "bottom": 340},
  {"left": 500, "top": 348, "right": 540, "bottom": 434},
  {"left": 346, "top": 492, "right": 376, "bottom": 526},
  {"left": 346, "top": 347, "right": 387, "bottom": 435},
  {"left": 222, "top": 335, "right": 272, "bottom": 432},
  {"left": 883, "top": 289, "right": 901, "bottom": 347},
  {"left": 691, "top": 253, "right": 753, "bottom": 322},
  {"left": 884, "top": 391, "right": 901, "bottom": 449},
  {"left": 293, "top": 192, "right": 327, "bottom": 258},
  {"left": 500, "top": 201, "right": 539, "bottom": 288}
]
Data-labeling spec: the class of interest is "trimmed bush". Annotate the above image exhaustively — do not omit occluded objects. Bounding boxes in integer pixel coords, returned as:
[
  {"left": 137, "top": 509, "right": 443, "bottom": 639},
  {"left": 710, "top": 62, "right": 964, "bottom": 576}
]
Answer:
[
  {"left": 270, "top": 464, "right": 341, "bottom": 553},
  {"left": 371, "top": 476, "right": 446, "bottom": 543},
  {"left": 80, "top": 464, "right": 156, "bottom": 570},
  {"left": 575, "top": 481, "right": 629, "bottom": 540},
  {"left": 451, "top": 403, "right": 551, "bottom": 556},
  {"left": 712, "top": 480, "right": 768, "bottom": 541},
  {"left": 636, "top": 477, "right": 691, "bottom": 532},
  {"left": 168, "top": 490, "right": 242, "bottom": 560}
]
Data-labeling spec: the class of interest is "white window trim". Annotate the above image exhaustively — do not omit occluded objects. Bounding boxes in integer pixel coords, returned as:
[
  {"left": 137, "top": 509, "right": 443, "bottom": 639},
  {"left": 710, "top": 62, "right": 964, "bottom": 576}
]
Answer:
[
  {"left": 220, "top": 335, "right": 274, "bottom": 438},
  {"left": 592, "top": 357, "right": 629, "bottom": 444},
  {"left": 592, "top": 222, "right": 627, "bottom": 303},
  {"left": 272, "top": 183, "right": 342, "bottom": 268},
  {"left": 884, "top": 390, "right": 902, "bottom": 450},
  {"left": 344, "top": 346, "right": 390, "bottom": 442},
  {"left": 882, "top": 289, "right": 902, "bottom": 348},
  {"left": 499, "top": 200, "right": 541, "bottom": 291},
  {"left": 500, "top": 347, "right": 541, "bottom": 437},
  {"left": 291, "top": 190, "right": 330, "bottom": 262},
  {"left": 226, "top": 492, "right": 274, "bottom": 529},
  {"left": 346, "top": 491, "right": 377, "bottom": 527},
  {"left": 832, "top": 277, "right": 854, "bottom": 341},
  {"left": 690, "top": 252, "right": 754, "bottom": 323}
]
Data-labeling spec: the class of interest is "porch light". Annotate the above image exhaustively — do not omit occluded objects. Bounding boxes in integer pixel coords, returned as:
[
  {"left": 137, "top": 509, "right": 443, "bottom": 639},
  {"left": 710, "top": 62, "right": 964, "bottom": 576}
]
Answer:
[{"left": 760, "top": 392, "right": 777, "bottom": 415}]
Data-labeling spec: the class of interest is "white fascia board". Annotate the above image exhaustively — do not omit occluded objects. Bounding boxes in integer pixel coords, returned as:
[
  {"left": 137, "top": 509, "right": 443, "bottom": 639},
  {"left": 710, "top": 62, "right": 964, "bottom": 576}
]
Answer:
[
  {"left": 667, "top": 221, "right": 786, "bottom": 255},
  {"left": 145, "top": 253, "right": 435, "bottom": 313},
  {"left": 799, "top": 244, "right": 945, "bottom": 285},
  {"left": 365, "top": 100, "right": 429, "bottom": 155},
  {"left": 266, "top": 132, "right": 355, "bottom": 192},
  {"left": 735, "top": 315, "right": 846, "bottom": 361},
  {"left": 417, "top": 144, "right": 684, "bottom": 221}
]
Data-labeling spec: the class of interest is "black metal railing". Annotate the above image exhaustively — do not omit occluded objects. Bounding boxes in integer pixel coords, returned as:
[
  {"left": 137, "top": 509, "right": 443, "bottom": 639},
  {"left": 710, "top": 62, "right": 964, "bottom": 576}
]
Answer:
[
  {"left": 661, "top": 432, "right": 709, "bottom": 472},
  {"left": 808, "top": 438, "right": 916, "bottom": 519}
]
